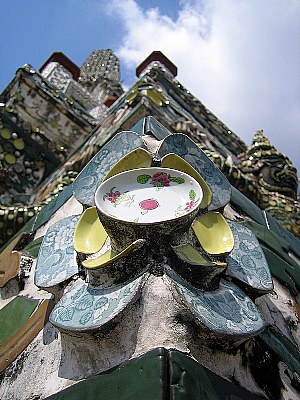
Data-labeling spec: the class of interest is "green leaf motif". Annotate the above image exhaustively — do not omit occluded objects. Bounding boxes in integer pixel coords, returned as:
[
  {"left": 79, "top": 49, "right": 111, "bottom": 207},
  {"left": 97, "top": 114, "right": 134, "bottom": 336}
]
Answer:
[
  {"left": 137, "top": 174, "right": 151, "bottom": 184},
  {"left": 189, "top": 190, "right": 196, "bottom": 200},
  {"left": 171, "top": 177, "right": 185, "bottom": 184}
]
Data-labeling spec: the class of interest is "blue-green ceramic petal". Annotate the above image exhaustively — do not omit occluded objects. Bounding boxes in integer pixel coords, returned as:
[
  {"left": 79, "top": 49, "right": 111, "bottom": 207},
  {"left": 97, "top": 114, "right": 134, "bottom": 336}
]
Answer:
[
  {"left": 157, "top": 134, "right": 231, "bottom": 210},
  {"left": 73, "top": 131, "right": 143, "bottom": 206},
  {"left": 169, "top": 270, "right": 264, "bottom": 338},
  {"left": 49, "top": 276, "right": 143, "bottom": 332},
  {"left": 35, "top": 215, "right": 80, "bottom": 288},
  {"left": 226, "top": 221, "right": 273, "bottom": 293}
]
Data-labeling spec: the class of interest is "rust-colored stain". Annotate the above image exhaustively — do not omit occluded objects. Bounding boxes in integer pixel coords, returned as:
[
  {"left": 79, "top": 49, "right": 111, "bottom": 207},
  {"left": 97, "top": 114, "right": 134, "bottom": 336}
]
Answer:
[
  {"left": 0, "top": 233, "right": 25, "bottom": 287},
  {"left": 292, "top": 297, "right": 300, "bottom": 322}
]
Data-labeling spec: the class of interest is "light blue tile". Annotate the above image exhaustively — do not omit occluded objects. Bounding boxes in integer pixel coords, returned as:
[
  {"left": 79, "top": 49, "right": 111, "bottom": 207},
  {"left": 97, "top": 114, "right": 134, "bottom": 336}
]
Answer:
[
  {"left": 226, "top": 221, "right": 273, "bottom": 294},
  {"left": 169, "top": 270, "right": 264, "bottom": 338},
  {"left": 73, "top": 131, "right": 143, "bottom": 206},
  {"left": 157, "top": 134, "right": 231, "bottom": 210},
  {"left": 50, "top": 276, "right": 143, "bottom": 332},
  {"left": 35, "top": 215, "right": 80, "bottom": 288}
]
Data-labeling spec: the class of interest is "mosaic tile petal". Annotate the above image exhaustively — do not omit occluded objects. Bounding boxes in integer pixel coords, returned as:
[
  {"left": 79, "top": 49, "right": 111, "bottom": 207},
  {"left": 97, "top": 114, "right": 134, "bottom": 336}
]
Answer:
[
  {"left": 49, "top": 276, "right": 143, "bottom": 332},
  {"left": 35, "top": 215, "right": 80, "bottom": 288},
  {"left": 157, "top": 134, "right": 231, "bottom": 210},
  {"left": 226, "top": 221, "right": 273, "bottom": 293},
  {"left": 73, "top": 131, "right": 143, "bottom": 206},
  {"left": 169, "top": 270, "right": 264, "bottom": 338}
]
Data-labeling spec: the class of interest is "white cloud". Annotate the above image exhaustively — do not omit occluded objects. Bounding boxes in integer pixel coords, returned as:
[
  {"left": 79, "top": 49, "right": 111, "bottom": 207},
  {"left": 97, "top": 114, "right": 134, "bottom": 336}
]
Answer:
[{"left": 109, "top": 0, "right": 300, "bottom": 175}]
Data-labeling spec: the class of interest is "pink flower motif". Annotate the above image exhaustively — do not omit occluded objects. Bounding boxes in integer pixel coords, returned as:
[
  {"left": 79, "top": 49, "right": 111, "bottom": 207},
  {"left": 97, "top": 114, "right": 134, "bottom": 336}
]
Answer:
[
  {"left": 106, "top": 190, "right": 121, "bottom": 203},
  {"left": 139, "top": 199, "right": 159, "bottom": 211},
  {"left": 150, "top": 172, "right": 171, "bottom": 187},
  {"left": 184, "top": 200, "right": 195, "bottom": 211}
]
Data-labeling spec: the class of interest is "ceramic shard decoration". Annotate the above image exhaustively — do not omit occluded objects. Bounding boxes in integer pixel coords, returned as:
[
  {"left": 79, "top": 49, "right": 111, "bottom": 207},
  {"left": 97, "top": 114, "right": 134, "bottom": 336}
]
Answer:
[
  {"left": 160, "top": 153, "right": 212, "bottom": 209},
  {"left": 73, "top": 131, "right": 144, "bottom": 206},
  {"left": 96, "top": 167, "right": 203, "bottom": 223},
  {"left": 192, "top": 212, "right": 234, "bottom": 256},
  {"left": 157, "top": 133, "right": 231, "bottom": 210},
  {"left": 83, "top": 239, "right": 148, "bottom": 289},
  {"left": 171, "top": 243, "right": 226, "bottom": 290},
  {"left": 169, "top": 269, "right": 265, "bottom": 338},
  {"left": 35, "top": 214, "right": 80, "bottom": 288},
  {"left": 102, "top": 148, "right": 152, "bottom": 181},
  {"left": 226, "top": 221, "right": 273, "bottom": 294},
  {"left": 1, "top": 46, "right": 299, "bottom": 400},
  {"left": 50, "top": 276, "right": 143, "bottom": 332},
  {"left": 95, "top": 167, "right": 203, "bottom": 250},
  {"left": 73, "top": 207, "right": 108, "bottom": 255}
]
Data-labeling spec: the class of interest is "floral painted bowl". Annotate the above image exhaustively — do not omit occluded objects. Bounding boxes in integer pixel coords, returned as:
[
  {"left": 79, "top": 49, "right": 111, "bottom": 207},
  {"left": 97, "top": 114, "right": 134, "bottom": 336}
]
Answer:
[{"left": 95, "top": 167, "right": 203, "bottom": 250}]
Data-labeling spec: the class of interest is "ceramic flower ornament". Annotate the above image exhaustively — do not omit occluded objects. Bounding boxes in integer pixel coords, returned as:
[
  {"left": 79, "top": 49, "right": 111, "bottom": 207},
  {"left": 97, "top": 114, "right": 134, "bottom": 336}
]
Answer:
[{"left": 35, "top": 119, "right": 273, "bottom": 342}]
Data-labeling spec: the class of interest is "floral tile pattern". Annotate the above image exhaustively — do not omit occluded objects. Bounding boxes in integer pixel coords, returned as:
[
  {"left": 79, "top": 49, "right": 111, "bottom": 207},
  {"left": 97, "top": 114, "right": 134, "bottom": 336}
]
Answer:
[
  {"left": 157, "top": 133, "right": 231, "bottom": 210},
  {"left": 35, "top": 215, "right": 80, "bottom": 288},
  {"left": 50, "top": 276, "right": 143, "bottom": 331},
  {"left": 226, "top": 221, "right": 273, "bottom": 293},
  {"left": 73, "top": 131, "right": 143, "bottom": 206},
  {"left": 169, "top": 269, "right": 264, "bottom": 337}
]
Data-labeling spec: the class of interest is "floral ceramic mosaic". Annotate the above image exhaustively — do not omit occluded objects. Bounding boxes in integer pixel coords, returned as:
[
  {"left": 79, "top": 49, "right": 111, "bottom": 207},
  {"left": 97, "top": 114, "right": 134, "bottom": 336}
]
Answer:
[{"left": 35, "top": 120, "right": 272, "bottom": 341}]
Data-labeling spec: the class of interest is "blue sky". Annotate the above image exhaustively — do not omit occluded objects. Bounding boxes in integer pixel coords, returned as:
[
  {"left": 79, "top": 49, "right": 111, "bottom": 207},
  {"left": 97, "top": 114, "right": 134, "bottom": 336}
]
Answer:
[{"left": 1, "top": 0, "right": 299, "bottom": 177}]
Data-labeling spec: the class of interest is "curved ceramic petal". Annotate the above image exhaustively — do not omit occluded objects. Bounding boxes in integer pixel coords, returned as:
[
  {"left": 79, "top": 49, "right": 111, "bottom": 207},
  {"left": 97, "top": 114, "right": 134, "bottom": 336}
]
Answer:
[
  {"left": 74, "top": 207, "right": 108, "bottom": 255},
  {"left": 169, "top": 270, "right": 264, "bottom": 338},
  {"left": 157, "top": 134, "right": 231, "bottom": 210},
  {"left": 83, "top": 239, "right": 147, "bottom": 289},
  {"left": 171, "top": 244, "right": 226, "bottom": 290},
  {"left": 172, "top": 244, "right": 225, "bottom": 267},
  {"left": 35, "top": 215, "right": 80, "bottom": 288},
  {"left": 161, "top": 153, "right": 212, "bottom": 209},
  {"left": 103, "top": 148, "right": 152, "bottom": 182},
  {"left": 73, "top": 131, "right": 143, "bottom": 206},
  {"left": 226, "top": 221, "right": 273, "bottom": 293},
  {"left": 49, "top": 276, "right": 143, "bottom": 332},
  {"left": 192, "top": 212, "right": 234, "bottom": 256},
  {"left": 82, "top": 239, "right": 146, "bottom": 269}
]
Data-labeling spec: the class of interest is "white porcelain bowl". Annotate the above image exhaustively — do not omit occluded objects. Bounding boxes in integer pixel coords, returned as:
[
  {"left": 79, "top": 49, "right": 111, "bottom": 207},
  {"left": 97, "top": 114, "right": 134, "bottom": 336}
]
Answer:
[{"left": 95, "top": 168, "right": 203, "bottom": 250}]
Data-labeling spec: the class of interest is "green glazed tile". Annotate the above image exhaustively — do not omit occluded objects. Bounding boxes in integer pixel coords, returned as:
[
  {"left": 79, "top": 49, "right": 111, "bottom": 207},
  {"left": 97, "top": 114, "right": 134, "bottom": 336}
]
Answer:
[
  {"left": 0, "top": 296, "right": 39, "bottom": 345},
  {"left": 168, "top": 350, "right": 264, "bottom": 400},
  {"left": 243, "top": 221, "right": 298, "bottom": 268},
  {"left": 260, "top": 244, "right": 300, "bottom": 295},
  {"left": 266, "top": 212, "right": 300, "bottom": 258},
  {"left": 23, "top": 236, "right": 44, "bottom": 258},
  {"left": 260, "top": 328, "right": 300, "bottom": 376},
  {"left": 230, "top": 186, "right": 266, "bottom": 226},
  {"left": 45, "top": 348, "right": 167, "bottom": 400},
  {"left": 33, "top": 184, "right": 73, "bottom": 230}
]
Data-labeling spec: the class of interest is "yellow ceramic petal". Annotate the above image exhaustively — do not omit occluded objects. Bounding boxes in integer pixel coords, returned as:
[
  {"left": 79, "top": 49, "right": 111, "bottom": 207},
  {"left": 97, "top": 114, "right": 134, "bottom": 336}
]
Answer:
[
  {"left": 174, "top": 244, "right": 225, "bottom": 265},
  {"left": 103, "top": 148, "right": 152, "bottom": 182},
  {"left": 74, "top": 207, "right": 108, "bottom": 254},
  {"left": 192, "top": 212, "right": 234, "bottom": 255},
  {"left": 82, "top": 240, "right": 144, "bottom": 269},
  {"left": 161, "top": 153, "right": 212, "bottom": 209}
]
